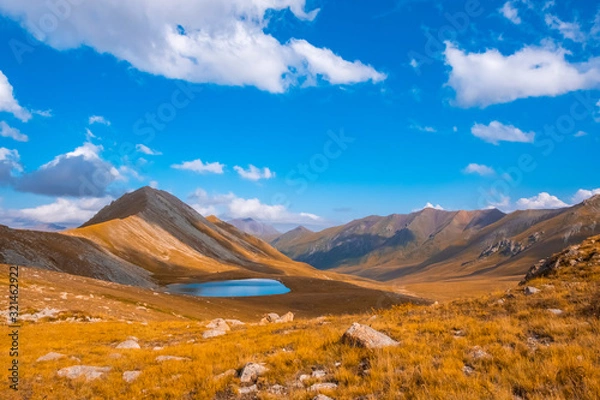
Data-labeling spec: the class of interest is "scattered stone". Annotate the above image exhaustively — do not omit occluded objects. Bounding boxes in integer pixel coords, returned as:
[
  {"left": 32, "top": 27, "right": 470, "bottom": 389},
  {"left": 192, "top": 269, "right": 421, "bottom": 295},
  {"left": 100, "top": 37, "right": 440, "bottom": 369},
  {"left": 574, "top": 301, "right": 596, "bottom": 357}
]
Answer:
[
  {"left": 57, "top": 366, "right": 111, "bottom": 381},
  {"left": 312, "top": 370, "right": 327, "bottom": 379},
  {"left": 116, "top": 340, "right": 141, "bottom": 349},
  {"left": 463, "top": 365, "right": 475, "bottom": 376},
  {"left": 313, "top": 395, "right": 334, "bottom": 400},
  {"left": 309, "top": 383, "right": 338, "bottom": 392},
  {"left": 269, "top": 384, "right": 286, "bottom": 395},
  {"left": 452, "top": 329, "right": 466, "bottom": 338},
  {"left": 152, "top": 347, "right": 164, "bottom": 351},
  {"left": 156, "top": 356, "right": 191, "bottom": 362},
  {"left": 216, "top": 369, "right": 237, "bottom": 380},
  {"left": 524, "top": 286, "right": 540, "bottom": 296},
  {"left": 36, "top": 352, "right": 65, "bottom": 362},
  {"left": 265, "top": 313, "right": 280, "bottom": 322},
  {"left": 203, "top": 329, "right": 227, "bottom": 339},
  {"left": 277, "top": 312, "right": 295, "bottom": 323},
  {"left": 238, "top": 385, "right": 258, "bottom": 395},
  {"left": 239, "top": 363, "right": 269, "bottom": 383},
  {"left": 225, "top": 319, "right": 245, "bottom": 327},
  {"left": 206, "top": 318, "right": 231, "bottom": 331},
  {"left": 468, "top": 346, "right": 491, "bottom": 360},
  {"left": 299, "top": 374, "right": 311, "bottom": 383},
  {"left": 126, "top": 336, "right": 139, "bottom": 342},
  {"left": 342, "top": 323, "right": 399, "bottom": 349},
  {"left": 497, "top": 299, "right": 506, "bottom": 305},
  {"left": 548, "top": 309, "right": 564, "bottom": 316},
  {"left": 123, "top": 371, "right": 141, "bottom": 383}
]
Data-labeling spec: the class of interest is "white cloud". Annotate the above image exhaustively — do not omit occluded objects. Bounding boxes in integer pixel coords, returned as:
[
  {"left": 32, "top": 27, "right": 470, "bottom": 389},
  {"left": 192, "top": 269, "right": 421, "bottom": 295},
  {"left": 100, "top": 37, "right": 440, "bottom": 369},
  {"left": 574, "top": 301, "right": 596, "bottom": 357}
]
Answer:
[
  {"left": 571, "top": 188, "right": 600, "bottom": 204},
  {"left": 410, "top": 123, "right": 437, "bottom": 133},
  {"left": 17, "top": 197, "right": 113, "bottom": 225},
  {"left": 416, "top": 202, "right": 445, "bottom": 211},
  {"left": 234, "top": 165, "right": 275, "bottom": 181},
  {"left": 0, "top": 147, "right": 22, "bottom": 185},
  {"left": 14, "top": 141, "right": 123, "bottom": 197},
  {"left": 189, "top": 188, "right": 323, "bottom": 225},
  {"left": 592, "top": 11, "right": 600, "bottom": 37},
  {"left": 89, "top": 115, "right": 111, "bottom": 125},
  {"left": 32, "top": 109, "right": 52, "bottom": 117},
  {"left": 0, "top": 1, "right": 385, "bottom": 93},
  {"left": 172, "top": 159, "right": 225, "bottom": 174},
  {"left": 0, "top": 121, "right": 28, "bottom": 142},
  {"left": 444, "top": 42, "right": 600, "bottom": 107},
  {"left": 463, "top": 163, "right": 496, "bottom": 176},
  {"left": 471, "top": 121, "right": 535, "bottom": 145},
  {"left": 516, "top": 192, "right": 569, "bottom": 209},
  {"left": 500, "top": 2, "right": 521, "bottom": 24},
  {"left": 0, "top": 70, "right": 31, "bottom": 122},
  {"left": 545, "top": 14, "right": 585, "bottom": 43},
  {"left": 574, "top": 130, "right": 587, "bottom": 137},
  {"left": 136, "top": 144, "right": 162, "bottom": 156}
]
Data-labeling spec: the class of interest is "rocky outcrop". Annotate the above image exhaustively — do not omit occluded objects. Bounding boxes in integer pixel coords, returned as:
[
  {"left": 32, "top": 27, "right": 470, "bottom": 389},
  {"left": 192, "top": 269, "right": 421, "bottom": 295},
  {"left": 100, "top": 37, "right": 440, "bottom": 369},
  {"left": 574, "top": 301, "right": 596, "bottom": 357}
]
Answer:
[
  {"left": 342, "top": 323, "right": 399, "bottom": 349},
  {"left": 480, "top": 232, "right": 543, "bottom": 259},
  {"left": 57, "top": 366, "right": 112, "bottom": 381},
  {"left": 123, "top": 371, "right": 141, "bottom": 383},
  {"left": 239, "top": 363, "right": 269, "bottom": 383},
  {"left": 260, "top": 312, "right": 295, "bottom": 324}
]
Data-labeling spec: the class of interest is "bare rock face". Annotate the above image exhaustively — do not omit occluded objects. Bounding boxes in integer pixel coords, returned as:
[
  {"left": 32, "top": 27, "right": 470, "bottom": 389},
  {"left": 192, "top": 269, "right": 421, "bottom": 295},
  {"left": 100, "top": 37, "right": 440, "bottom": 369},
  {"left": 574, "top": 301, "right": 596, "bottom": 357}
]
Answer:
[
  {"left": 57, "top": 366, "right": 112, "bottom": 381},
  {"left": 239, "top": 363, "right": 269, "bottom": 383},
  {"left": 342, "top": 323, "right": 399, "bottom": 349}
]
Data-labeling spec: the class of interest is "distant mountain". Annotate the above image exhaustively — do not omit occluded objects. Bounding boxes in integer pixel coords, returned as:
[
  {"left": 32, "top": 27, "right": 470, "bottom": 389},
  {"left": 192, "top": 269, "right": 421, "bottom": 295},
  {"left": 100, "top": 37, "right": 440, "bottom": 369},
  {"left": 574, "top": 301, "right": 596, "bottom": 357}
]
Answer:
[
  {"left": 271, "top": 197, "right": 600, "bottom": 285},
  {"left": 270, "top": 226, "right": 314, "bottom": 248},
  {"left": 227, "top": 218, "right": 280, "bottom": 241}
]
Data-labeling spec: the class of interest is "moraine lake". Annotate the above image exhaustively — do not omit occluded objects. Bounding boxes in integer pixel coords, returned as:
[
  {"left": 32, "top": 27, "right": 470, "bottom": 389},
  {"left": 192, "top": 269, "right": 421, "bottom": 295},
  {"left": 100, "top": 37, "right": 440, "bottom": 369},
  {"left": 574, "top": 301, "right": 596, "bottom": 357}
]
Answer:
[{"left": 166, "top": 279, "right": 291, "bottom": 298}]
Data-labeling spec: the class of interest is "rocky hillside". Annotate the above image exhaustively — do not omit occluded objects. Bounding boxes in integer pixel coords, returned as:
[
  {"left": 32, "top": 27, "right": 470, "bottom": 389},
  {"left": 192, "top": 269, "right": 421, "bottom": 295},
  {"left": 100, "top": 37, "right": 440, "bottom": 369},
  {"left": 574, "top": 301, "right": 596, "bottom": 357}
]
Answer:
[{"left": 4, "top": 234, "right": 599, "bottom": 399}]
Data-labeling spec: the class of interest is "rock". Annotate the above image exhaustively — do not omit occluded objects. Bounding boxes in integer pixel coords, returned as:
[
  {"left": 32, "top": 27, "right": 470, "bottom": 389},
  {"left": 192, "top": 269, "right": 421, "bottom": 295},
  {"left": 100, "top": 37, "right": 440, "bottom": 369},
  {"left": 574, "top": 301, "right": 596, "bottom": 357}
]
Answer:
[
  {"left": 269, "top": 384, "right": 286, "bottom": 395},
  {"left": 156, "top": 356, "right": 191, "bottom": 362},
  {"left": 206, "top": 318, "right": 231, "bottom": 331},
  {"left": 36, "top": 352, "right": 65, "bottom": 362},
  {"left": 57, "top": 366, "right": 111, "bottom": 381},
  {"left": 548, "top": 309, "right": 564, "bottom": 316},
  {"left": 313, "top": 395, "right": 335, "bottom": 400},
  {"left": 123, "top": 371, "right": 141, "bottom": 383},
  {"left": 312, "top": 370, "right": 327, "bottom": 379},
  {"left": 468, "top": 346, "right": 491, "bottom": 360},
  {"left": 126, "top": 336, "right": 139, "bottom": 342},
  {"left": 116, "top": 340, "right": 141, "bottom": 349},
  {"left": 309, "top": 383, "right": 338, "bottom": 392},
  {"left": 277, "top": 312, "right": 294, "bottom": 323},
  {"left": 225, "top": 319, "right": 245, "bottom": 327},
  {"left": 524, "top": 286, "right": 540, "bottom": 296},
  {"left": 497, "top": 299, "right": 505, "bottom": 305},
  {"left": 463, "top": 365, "right": 475, "bottom": 376},
  {"left": 152, "top": 346, "right": 164, "bottom": 351},
  {"left": 238, "top": 385, "right": 258, "bottom": 395},
  {"left": 299, "top": 374, "right": 311, "bottom": 383},
  {"left": 239, "top": 363, "right": 269, "bottom": 383},
  {"left": 342, "top": 323, "right": 399, "bottom": 349},
  {"left": 203, "top": 329, "right": 227, "bottom": 339},
  {"left": 216, "top": 369, "right": 237, "bottom": 380}
]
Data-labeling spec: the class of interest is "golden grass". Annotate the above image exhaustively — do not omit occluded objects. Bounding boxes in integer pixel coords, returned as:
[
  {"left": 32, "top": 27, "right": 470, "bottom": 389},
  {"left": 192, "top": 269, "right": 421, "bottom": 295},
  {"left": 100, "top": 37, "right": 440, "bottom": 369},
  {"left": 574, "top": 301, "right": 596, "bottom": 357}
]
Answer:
[{"left": 2, "top": 236, "right": 600, "bottom": 399}]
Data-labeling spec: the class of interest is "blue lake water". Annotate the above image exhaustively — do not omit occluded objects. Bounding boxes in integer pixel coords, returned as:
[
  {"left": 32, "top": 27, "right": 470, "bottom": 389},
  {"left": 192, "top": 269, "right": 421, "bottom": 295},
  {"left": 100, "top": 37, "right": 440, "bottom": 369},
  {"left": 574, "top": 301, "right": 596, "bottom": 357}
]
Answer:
[{"left": 166, "top": 279, "right": 291, "bottom": 298}]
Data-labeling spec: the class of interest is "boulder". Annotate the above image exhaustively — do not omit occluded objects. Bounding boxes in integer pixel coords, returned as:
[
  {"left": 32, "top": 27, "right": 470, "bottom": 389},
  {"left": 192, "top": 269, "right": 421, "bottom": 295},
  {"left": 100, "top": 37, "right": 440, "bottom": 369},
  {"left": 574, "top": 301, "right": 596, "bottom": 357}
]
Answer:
[
  {"left": 206, "top": 318, "right": 231, "bottom": 331},
  {"left": 269, "top": 384, "right": 286, "bottom": 395},
  {"left": 342, "top": 323, "right": 399, "bottom": 349},
  {"left": 312, "top": 370, "right": 327, "bottom": 379},
  {"left": 239, "top": 363, "right": 269, "bottom": 383},
  {"left": 468, "top": 346, "right": 491, "bottom": 360},
  {"left": 524, "top": 286, "right": 540, "bottom": 296},
  {"left": 310, "top": 383, "right": 338, "bottom": 392},
  {"left": 116, "top": 340, "right": 141, "bottom": 349},
  {"left": 203, "top": 329, "right": 228, "bottom": 339},
  {"left": 238, "top": 385, "right": 258, "bottom": 395},
  {"left": 36, "top": 352, "right": 65, "bottom": 362},
  {"left": 57, "top": 366, "right": 111, "bottom": 381},
  {"left": 123, "top": 371, "right": 141, "bottom": 383},
  {"left": 548, "top": 309, "right": 564, "bottom": 316},
  {"left": 277, "top": 312, "right": 295, "bottom": 323},
  {"left": 156, "top": 356, "right": 191, "bottom": 362},
  {"left": 216, "top": 369, "right": 237, "bottom": 380},
  {"left": 313, "top": 395, "right": 335, "bottom": 400},
  {"left": 225, "top": 319, "right": 245, "bottom": 327}
]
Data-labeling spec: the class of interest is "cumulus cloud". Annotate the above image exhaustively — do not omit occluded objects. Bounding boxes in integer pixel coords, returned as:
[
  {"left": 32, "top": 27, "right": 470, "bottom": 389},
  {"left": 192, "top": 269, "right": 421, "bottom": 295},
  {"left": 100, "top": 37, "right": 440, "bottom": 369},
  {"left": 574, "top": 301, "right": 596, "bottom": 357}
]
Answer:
[
  {"left": 0, "top": 147, "right": 22, "bottom": 185},
  {"left": 0, "top": 70, "right": 31, "bottom": 122},
  {"left": 500, "top": 2, "right": 521, "bottom": 24},
  {"left": 0, "top": 121, "right": 28, "bottom": 142},
  {"left": 88, "top": 115, "right": 111, "bottom": 125},
  {"left": 17, "top": 197, "right": 113, "bottom": 226},
  {"left": 516, "top": 192, "right": 569, "bottom": 209},
  {"left": 14, "top": 142, "right": 122, "bottom": 197},
  {"left": 471, "top": 121, "right": 535, "bottom": 145},
  {"left": 172, "top": 159, "right": 225, "bottom": 174},
  {"left": 545, "top": 14, "right": 585, "bottom": 43},
  {"left": 416, "top": 203, "right": 445, "bottom": 211},
  {"left": 572, "top": 188, "right": 600, "bottom": 203},
  {"left": 0, "top": 1, "right": 385, "bottom": 93},
  {"left": 574, "top": 130, "right": 587, "bottom": 137},
  {"left": 136, "top": 144, "right": 162, "bottom": 156},
  {"left": 189, "top": 188, "right": 324, "bottom": 225},
  {"left": 463, "top": 163, "right": 496, "bottom": 176},
  {"left": 444, "top": 42, "right": 600, "bottom": 107},
  {"left": 234, "top": 165, "right": 275, "bottom": 181}
]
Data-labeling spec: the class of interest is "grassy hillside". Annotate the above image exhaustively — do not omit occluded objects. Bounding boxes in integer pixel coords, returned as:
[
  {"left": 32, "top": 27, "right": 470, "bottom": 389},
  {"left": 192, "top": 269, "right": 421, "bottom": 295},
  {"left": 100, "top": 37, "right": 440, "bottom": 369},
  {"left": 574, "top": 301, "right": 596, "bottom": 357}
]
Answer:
[{"left": 2, "top": 234, "right": 599, "bottom": 399}]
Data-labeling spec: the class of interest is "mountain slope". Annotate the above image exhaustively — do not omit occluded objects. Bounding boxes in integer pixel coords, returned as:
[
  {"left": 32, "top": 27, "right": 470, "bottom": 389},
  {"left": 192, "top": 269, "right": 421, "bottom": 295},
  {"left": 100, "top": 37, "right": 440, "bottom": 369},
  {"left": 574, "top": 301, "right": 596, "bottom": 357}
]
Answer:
[{"left": 227, "top": 218, "right": 280, "bottom": 241}]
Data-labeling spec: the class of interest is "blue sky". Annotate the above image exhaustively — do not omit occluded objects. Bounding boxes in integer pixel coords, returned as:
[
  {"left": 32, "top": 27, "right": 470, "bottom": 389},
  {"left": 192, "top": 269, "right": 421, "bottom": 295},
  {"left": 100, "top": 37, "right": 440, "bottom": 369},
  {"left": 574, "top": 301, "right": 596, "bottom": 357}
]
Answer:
[{"left": 0, "top": 0, "right": 599, "bottom": 231}]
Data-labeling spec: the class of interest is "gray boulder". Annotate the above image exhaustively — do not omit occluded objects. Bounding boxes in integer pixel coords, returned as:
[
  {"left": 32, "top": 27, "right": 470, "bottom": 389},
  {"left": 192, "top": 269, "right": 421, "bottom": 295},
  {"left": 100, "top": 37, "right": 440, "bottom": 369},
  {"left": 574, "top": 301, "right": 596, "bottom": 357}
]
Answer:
[{"left": 342, "top": 323, "right": 399, "bottom": 349}]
